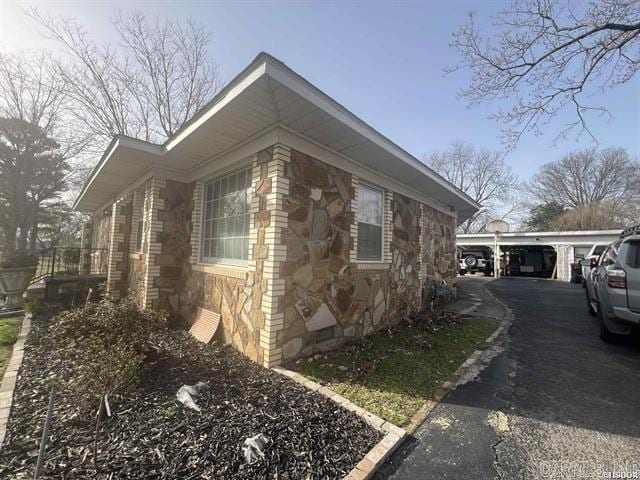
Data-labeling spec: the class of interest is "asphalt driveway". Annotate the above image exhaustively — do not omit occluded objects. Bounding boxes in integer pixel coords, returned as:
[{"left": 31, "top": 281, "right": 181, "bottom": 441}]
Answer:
[{"left": 376, "top": 277, "right": 640, "bottom": 479}]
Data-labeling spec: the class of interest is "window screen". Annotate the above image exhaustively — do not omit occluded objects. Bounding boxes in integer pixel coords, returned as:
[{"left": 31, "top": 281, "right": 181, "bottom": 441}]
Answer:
[
  {"left": 201, "top": 167, "right": 251, "bottom": 263},
  {"left": 357, "top": 185, "right": 383, "bottom": 261}
]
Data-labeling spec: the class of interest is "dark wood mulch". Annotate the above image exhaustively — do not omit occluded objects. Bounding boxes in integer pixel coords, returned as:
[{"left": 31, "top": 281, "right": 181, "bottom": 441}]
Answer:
[{"left": 0, "top": 308, "right": 381, "bottom": 479}]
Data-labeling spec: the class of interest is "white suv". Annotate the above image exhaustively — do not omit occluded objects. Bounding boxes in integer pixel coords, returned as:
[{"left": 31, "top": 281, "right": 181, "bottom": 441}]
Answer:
[{"left": 459, "top": 251, "right": 493, "bottom": 276}]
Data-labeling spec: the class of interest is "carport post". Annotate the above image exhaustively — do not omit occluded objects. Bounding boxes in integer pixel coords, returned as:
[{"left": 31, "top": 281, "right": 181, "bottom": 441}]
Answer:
[{"left": 493, "top": 233, "right": 501, "bottom": 278}]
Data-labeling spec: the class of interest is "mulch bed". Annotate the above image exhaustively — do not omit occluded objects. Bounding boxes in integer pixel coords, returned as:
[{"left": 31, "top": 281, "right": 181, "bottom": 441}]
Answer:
[{"left": 0, "top": 308, "right": 381, "bottom": 479}]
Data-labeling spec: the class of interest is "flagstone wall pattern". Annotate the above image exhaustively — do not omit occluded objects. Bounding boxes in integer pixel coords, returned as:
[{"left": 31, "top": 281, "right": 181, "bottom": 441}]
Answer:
[
  {"left": 277, "top": 150, "right": 453, "bottom": 361},
  {"left": 92, "top": 145, "right": 457, "bottom": 366}
]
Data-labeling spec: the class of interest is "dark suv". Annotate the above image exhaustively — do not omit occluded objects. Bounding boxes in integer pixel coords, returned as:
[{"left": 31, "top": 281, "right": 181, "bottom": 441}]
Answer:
[{"left": 584, "top": 225, "right": 640, "bottom": 342}]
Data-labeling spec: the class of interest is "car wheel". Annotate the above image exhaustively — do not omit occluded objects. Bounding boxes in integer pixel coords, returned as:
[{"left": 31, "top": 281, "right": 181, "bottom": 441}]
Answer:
[
  {"left": 464, "top": 255, "right": 478, "bottom": 268},
  {"left": 597, "top": 306, "right": 618, "bottom": 343}
]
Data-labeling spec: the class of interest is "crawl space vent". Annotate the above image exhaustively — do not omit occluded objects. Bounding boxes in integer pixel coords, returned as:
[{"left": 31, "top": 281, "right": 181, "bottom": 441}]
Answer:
[{"left": 188, "top": 308, "right": 220, "bottom": 343}]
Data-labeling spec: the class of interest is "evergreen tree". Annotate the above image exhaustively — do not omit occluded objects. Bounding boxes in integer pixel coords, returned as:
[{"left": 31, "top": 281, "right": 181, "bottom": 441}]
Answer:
[{"left": 0, "top": 117, "right": 69, "bottom": 258}]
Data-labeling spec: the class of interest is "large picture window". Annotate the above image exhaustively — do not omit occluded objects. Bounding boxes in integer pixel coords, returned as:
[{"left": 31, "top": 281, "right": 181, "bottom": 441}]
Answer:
[
  {"left": 201, "top": 167, "right": 252, "bottom": 263},
  {"left": 357, "top": 185, "right": 383, "bottom": 261}
]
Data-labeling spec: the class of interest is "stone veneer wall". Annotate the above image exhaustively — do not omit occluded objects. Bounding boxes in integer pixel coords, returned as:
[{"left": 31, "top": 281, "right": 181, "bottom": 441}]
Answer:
[
  {"left": 389, "top": 194, "right": 422, "bottom": 313},
  {"left": 96, "top": 144, "right": 457, "bottom": 367},
  {"left": 151, "top": 179, "right": 191, "bottom": 313},
  {"left": 174, "top": 145, "right": 290, "bottom": 366},
  {"left": 277, "top": 149, "right": 456, "bottom": 361},
  {"left": 420, "top": 205, "right": 457, "bottom": 303}
]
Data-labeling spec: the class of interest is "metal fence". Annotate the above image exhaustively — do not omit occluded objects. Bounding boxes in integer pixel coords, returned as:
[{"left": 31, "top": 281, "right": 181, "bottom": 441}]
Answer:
[{"left": 32, "top": 247, "right": 109, "bottom": 284}]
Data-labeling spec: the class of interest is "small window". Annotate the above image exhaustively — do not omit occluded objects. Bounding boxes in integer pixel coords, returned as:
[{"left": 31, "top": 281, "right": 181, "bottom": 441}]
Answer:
[
  {"left": 201, "top": 167, "right": 252, "bottom": 263},
  {"left": 627, "top": 241, "right": 640, "bottom": 269},
  {"left": 357, "top": 185, "right": 383, "bottom": 261}
]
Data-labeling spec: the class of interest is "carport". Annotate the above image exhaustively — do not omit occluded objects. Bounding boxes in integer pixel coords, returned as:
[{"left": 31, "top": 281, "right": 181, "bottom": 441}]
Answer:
[{"left": 457, "top": 230, "right": 621, "bottom": 281}]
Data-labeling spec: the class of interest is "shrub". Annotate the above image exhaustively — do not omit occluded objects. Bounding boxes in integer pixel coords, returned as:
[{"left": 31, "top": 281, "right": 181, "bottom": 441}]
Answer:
[
  {"left": 50, "top": 297, "right": 167, "bottom": 413},
  {"left": 24, "top": 300, "right": 39, "bottom": 314}
]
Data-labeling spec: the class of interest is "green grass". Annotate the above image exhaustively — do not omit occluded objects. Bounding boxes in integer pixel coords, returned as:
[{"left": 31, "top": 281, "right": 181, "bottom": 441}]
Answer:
[
  {"left": 0, "top": 317, "right": 21, "bottom": 377},
  {"left": 300, "top": 316, "right": 498, "bottom": 426}
]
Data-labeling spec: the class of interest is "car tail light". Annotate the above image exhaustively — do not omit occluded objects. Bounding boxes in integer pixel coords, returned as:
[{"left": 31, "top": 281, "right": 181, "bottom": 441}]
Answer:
[{"left": 607, "top": 268, "right": 627, "bottom": 289}]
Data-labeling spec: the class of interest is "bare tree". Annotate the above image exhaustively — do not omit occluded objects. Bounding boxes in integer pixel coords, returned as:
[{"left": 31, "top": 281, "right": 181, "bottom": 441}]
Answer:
[
  {"left": 450, "top": 0, "right": 640, "bottom": 146},
  {"left": 0, "top": 50, "right": 91, "bottom": 237},
  {"left": 527, "top": 147, "right": 640, "bottom": 209},
  {"left": 27, "top": 9, "right": 221, "bottom": 147},
  {"left": 427, "top": 141, "right": 519, "bottom": 233},
  {"left": 0, "top": 50, "right": 87, "bottom": 160}
]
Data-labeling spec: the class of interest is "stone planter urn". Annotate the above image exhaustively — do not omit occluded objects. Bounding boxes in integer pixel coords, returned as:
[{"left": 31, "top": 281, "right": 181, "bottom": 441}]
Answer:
[{"left": 0, "top": 266, "right": 37, "bottom": 308}]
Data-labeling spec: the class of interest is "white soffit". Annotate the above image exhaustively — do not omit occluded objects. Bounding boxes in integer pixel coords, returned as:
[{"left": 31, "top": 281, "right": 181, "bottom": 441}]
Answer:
[{"left": 75, "top": 52, "right": 479, "bottom": 221}]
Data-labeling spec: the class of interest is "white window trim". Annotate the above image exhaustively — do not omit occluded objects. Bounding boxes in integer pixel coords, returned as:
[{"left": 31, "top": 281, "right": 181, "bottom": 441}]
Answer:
[
  {"left": 356, "top": 182, "right": 386, "bottom": 263},
  {"left": 198, "top": 164, "right": 252, "bottom": 267}
]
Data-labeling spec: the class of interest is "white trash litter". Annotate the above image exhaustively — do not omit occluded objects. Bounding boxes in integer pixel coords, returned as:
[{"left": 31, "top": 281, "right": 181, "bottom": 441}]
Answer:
[
  {"left": 242, "top": 433, "right": 268, "bottom": 463},
  {"left": 176, "top": 381, "right": 208, "bottom": 412}
]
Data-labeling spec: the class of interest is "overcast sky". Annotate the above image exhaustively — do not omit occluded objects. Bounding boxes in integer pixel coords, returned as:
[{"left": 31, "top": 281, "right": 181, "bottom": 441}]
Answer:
[{"left": 1, "top": 0, "right": 639, "bottom": 182}]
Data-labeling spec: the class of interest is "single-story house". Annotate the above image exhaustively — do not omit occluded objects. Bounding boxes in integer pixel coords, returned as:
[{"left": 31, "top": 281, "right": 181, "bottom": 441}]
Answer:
[{"left": 74, "top": 52, "right": 479, "bottom": 367}]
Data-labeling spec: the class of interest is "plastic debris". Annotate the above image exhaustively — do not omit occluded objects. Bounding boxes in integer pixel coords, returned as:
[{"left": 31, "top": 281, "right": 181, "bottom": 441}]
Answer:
[
  {"left": 176, "top": 382, "right": 208, "bottom": 412},
  {"left": 242, "top": 433, "right": 268, "bottom": 463}
]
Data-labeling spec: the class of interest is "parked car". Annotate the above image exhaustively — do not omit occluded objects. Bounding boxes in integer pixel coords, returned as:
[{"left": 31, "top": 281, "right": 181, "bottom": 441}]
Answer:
[
  {"left": 459, "top": 250, "right": 493, "bottom": 276},
  {"left": 580, "top": 243, "right": 608, "bottom": 287},
  {"left": 583, "top": 225, "right": 640, "bottom": 342}
]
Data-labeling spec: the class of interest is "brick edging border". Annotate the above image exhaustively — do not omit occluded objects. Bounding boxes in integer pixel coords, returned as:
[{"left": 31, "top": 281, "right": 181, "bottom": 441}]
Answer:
[
  {"left": 272, "top": 366, "right": 406, "bottom": 480},
  {"left": 0, "top": 312, "right": 32, "bottom": 449}
]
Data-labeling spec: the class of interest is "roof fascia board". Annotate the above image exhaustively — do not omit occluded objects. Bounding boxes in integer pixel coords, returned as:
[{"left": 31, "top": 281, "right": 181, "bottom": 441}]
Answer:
[
  {"left": 264, "top": 60, "right": 479, "bottom": 211},
  {"left": 73, "top": 136, "right": 164, "bottom": 210},
  {"left": 73, "top": 137, "right": 119, "bottom": 210}
]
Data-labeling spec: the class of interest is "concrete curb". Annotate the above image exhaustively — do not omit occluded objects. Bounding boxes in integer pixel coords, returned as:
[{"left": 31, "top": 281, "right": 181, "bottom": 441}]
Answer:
[
  {"left": 272, "top": 366, "right": 406, "bottom": 480},
  {"left": 0, "top": 312, "right": 31, "bottom": 449},
  {"left": 405, "top": 279, "right": 511, "bottom": 434}
]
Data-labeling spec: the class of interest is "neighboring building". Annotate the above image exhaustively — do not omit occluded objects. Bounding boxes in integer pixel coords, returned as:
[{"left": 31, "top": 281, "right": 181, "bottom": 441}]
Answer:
[{"left": 74, "top": 52, "right": 479, "bottom": 367}]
